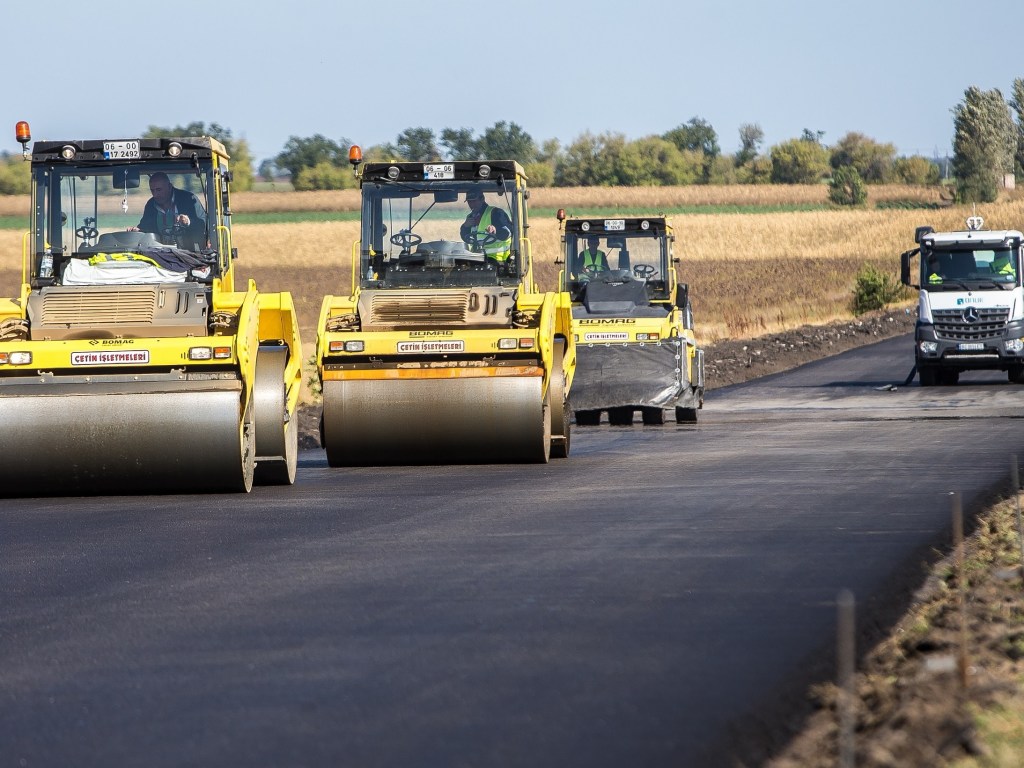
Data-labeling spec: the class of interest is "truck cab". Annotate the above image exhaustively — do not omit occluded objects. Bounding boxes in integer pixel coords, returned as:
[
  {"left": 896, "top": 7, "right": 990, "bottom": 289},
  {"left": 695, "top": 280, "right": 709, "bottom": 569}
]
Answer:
[{"left": 900, "top": 216, "right": 1024, "bottom": 385}]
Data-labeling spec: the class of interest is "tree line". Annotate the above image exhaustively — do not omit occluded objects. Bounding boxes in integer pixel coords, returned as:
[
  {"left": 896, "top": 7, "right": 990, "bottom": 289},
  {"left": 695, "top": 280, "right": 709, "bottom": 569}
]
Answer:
[{"left": 2, "top": 81, "right": 1022, "bottom": 204}]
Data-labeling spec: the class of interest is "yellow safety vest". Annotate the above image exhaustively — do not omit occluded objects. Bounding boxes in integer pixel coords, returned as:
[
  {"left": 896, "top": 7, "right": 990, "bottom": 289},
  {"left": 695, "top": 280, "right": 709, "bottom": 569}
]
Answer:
[
  {"left": 89, "top": 252, "right": 162, "bottom": 268},
  {"left": 478, "top": 207, "right": 511, "bottom": 262},
  {"left": 581, "top": 249, "right": 607, "bottom": 271}
]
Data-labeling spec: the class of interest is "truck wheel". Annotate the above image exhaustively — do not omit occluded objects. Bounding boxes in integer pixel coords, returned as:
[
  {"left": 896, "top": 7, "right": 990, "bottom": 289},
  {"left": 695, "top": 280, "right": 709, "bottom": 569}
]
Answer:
[
  {"left": 919, "top": 367, "right": 938, "bottom": 387},
  {"left": 1009, "top": 365, "right": 1024, "bottom": 384},
  {"left": 675, "top": 407, "right": 698, "bottom": 424},
  {"left": 641, "top": 407, "right": 665, "bottom": 425},
  {"left": 607, "top": 407, "right": 634, "bottom": 426},
  {"left": 940, "top": 369, "right": 960, "bottom": 385},
  {"left": 574, "top": 410, "right": 601, "bottom": 426}
]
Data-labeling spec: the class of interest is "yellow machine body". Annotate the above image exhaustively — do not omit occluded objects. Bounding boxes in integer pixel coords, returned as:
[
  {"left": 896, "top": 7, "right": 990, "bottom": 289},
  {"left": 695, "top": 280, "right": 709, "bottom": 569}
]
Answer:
[
  {"left": 316, "top": 158, "right": 574, "bottom": 465},
  {"left": 0, "top": 134, "right": 301, "bottom": 494},
  {"left": 559, "top": 216, "right": 704, "bottom": 426}
]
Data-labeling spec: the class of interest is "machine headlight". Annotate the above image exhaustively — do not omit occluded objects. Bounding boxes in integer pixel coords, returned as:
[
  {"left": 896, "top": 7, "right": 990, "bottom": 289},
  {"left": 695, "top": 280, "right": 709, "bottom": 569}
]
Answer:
[
  {"left": 580, "top": 222, "right": 590, "bottom": 232},
  {"left": 60, "top": 145, "right": 77, "bottom": 160},
  {"left": 0, "top": 351, "right": 32, "bottom": 365},
  {"left": 498, "top": 338, "right": 517, "bottom": 350},
  {"left": 478, "top": 164, "right": 491, "bottom": 178},
  {"left": 387, "top": 166, "right": 400, "bottom": 180},
  {"left": 919, "top": 341, "right": 939, "bottom": 355},
  {"left": 636, "top": 333, "right": 660, "bottom": 341},
  {"left": 329, "top": 340, "right": 364, "bottom": 353},
  {"left": 166, "top": 141, "right": 183, "bottom": 157},
  {"left": 1004, "top": 338, "right": 1024, "bottom": 353},
  {"left": 189, "top": 347, "right": 213, "bottom": 360}
]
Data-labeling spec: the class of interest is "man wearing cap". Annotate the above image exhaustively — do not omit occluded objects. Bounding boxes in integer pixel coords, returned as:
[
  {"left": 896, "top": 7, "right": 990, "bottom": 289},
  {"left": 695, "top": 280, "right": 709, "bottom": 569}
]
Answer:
[{"left": 460, "top": 190, "right": 513, "bottom": 265}]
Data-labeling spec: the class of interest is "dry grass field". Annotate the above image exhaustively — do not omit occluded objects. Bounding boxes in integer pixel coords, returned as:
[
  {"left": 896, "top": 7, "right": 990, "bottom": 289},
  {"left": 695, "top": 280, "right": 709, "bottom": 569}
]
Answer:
[
  {"left": 3, "top": 188, "right": 1023, "bottom": 345},
  {"left": 0, "top": 183, "right": 948, "bottom": 217}
]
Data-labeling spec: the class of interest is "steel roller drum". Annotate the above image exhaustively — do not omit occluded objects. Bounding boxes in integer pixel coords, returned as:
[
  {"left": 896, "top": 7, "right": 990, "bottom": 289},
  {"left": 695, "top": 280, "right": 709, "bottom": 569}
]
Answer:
[
  {"left": 0, "top": 381, "right": 252, "bottom": 495},
  {"left": 322, "top": 376, "right": 550, "bottom": 466}
]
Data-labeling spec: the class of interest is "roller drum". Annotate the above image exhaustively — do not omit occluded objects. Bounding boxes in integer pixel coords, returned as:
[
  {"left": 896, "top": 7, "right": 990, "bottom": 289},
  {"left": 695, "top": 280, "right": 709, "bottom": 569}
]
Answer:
[
  {"left": 322, "top": 376, "right": 549, "bottom": 466},
  {"left": 0, "top": 381, "right": 252, "bottom": 495}
]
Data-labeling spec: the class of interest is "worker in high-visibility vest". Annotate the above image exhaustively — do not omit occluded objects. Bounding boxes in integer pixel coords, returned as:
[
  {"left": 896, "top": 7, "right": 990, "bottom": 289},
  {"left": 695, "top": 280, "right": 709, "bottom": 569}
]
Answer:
[
  {"left": 461, "top": 189, "right": 512, "bottom": 264},
  {"left": 575, "top": 235, "right": 609, "bottom": 277},
  {"left": 991, "top": 250, "right": 1016, "bottom": 279}
]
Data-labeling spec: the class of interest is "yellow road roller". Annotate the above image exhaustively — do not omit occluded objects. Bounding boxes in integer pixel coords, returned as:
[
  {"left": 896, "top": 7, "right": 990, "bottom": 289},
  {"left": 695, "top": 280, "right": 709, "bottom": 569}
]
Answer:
[
  {"left": 0, "top": 122, "right": 302, "bottom": 494},
  {"left": 316, "top": 149, "right": 575, "bottom": 465},
  {"left": 558, "top": 213, "right": 704, "bottom": 425}
]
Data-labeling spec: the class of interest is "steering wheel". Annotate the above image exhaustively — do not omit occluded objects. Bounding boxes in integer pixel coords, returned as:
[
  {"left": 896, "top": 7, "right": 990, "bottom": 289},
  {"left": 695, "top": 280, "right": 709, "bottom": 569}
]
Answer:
[
  {"left": 76, "top": 225, "right": 99, "bottom": 241},
  {"left": 633, "top": 264, "right": 657, "bottom": 279},
  {"left": 464, "top": 229, "right": 499, "bottom": 249},
  {"left": 390, "top": 231, "right": 422, "bottom": 249}
]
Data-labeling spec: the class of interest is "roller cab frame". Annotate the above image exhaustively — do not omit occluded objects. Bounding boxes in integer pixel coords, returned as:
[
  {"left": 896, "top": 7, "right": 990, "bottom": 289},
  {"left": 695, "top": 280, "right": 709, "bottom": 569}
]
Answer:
[
  {"left": 0, "top": 129, "right": 302, "bottom": 495},
  {"left": 316, "top": 156, "right": 575, "bottom": 465},
  {"left": 900, "top": 217, "right": 1024, "bottom": 386},
  {"left": 557, "top": 215, "right": 704, "bottom": 426}
]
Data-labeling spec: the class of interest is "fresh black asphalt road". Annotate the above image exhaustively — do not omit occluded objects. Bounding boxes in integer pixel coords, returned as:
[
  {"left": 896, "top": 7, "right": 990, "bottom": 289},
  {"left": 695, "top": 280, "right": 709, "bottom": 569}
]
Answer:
[{"left": 2, "top": 334, "right": 1022, "bottom": 767}]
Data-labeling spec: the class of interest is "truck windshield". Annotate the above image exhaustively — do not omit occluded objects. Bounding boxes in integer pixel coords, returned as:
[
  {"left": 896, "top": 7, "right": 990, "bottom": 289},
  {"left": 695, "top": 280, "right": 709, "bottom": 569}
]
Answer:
[
  {"left": 359, "top": 180, "right": 520, "bottom": 290},
  {"left": 32, "top": 165, "right": 212, "bottom": 257},
  {"left": 922, "top": 247, "right": 1018, "bottom": 287},
  {"left": 564, "top": 231, "right": 669, "bottom": 301}
]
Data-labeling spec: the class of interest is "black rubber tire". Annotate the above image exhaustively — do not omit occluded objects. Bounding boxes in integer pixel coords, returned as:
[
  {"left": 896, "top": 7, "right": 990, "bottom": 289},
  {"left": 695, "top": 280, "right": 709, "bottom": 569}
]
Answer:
[
  {"left": 675, "top": 407, "right": 698, "bottom": 424},
  {"left": 1009, "top": 365, "right": 1024, "bottom": 384},
  {"left": 919, "top": 367, "right": 938, "bottom": 387},
  {"left": 607, "top": 407, "right": 634, "bottom": 426},
  {"left": 641, "top": 407, "right": 665, "bottom": 425}
]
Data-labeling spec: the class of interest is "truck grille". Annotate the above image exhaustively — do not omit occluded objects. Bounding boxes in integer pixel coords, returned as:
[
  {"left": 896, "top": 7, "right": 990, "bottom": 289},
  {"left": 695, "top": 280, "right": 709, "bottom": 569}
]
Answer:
[
  {"left": 933, "top": 307, "right": 1009, "bottom": 341},
  {"left": 369, "top": 291, "right": 469, "bottom": 325},
  {"left": 40, "top": 287, "right": 157, "bottom": 325}
]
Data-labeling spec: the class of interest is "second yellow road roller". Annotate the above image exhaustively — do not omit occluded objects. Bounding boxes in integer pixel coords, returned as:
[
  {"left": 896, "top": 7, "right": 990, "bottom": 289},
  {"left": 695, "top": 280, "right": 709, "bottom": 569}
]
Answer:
[{"left": 316, "top": 149, "right": 575, "bottom": 465}]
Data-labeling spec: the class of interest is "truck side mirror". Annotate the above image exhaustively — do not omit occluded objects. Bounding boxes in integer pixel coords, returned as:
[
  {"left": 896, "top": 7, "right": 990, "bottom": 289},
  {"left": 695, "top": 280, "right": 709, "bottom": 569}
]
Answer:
[
  {"left": 900, "top": 249, "right": 917, "bottom": 287},
  {"left": 675, "top": 283, "right": 689, "bottom": 310},
  {"left": 914, "top": 226, "right": 933, "bottom": 244}
]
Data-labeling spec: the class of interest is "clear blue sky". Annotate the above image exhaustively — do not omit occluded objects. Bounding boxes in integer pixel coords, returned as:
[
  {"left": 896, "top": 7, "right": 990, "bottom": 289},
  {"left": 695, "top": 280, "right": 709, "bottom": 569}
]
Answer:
[{"left": 4, "top": 0, "right": 1022, "bottom": 166}]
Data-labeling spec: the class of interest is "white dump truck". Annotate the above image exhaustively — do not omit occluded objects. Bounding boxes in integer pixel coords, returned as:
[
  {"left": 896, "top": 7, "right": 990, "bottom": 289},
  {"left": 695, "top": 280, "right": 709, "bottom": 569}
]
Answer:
[{"left": 900, "top": 216, "right": 1024, "bottom": 385}]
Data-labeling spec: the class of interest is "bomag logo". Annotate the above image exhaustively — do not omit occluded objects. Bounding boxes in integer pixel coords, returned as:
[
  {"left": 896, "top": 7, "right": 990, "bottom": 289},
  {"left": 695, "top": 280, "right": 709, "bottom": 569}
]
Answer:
[
  {"left": 409, "top": 331, "right": 454, "bottom": 337},
  {"left": 89, "top": 339, "right": 135, "bottom": 346},
  {"left": 578, "top": 319, "right": 636, "bottom": 325}
]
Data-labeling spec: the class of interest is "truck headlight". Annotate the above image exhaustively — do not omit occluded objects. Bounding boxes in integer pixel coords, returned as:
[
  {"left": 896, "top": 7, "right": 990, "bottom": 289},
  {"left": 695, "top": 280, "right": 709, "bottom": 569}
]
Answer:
[
  {"left": 919, "top": 341, "right": 939, "bottom": 355},
  {"left": 1004, "top": 338, "right": 1024, "bottom": 353}
]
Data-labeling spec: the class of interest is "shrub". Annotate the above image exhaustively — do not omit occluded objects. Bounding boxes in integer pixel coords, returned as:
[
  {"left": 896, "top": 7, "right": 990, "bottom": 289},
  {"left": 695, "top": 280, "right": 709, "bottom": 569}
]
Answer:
[
  {"left": 829, "top": 166, "right": 868, "bottom": 206},
  {"left": 851, "top": 263, "right": 904, "bottom": 315}
]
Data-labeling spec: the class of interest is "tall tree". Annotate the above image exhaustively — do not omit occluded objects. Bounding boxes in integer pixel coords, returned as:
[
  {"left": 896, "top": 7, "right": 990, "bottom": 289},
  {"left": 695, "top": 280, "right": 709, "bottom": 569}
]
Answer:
[
  {"left": 829, "top": 132, "right": 897, "bottom": 183},
  {"left": 554, "top": 132, "right": 624, "bottom": 186},
  {"left": 663, "top": 117, "right": 719, "bottom": 183},
  {"left": 952, "top": 86, "right": 1015, "bottom": 203},
  {"left": 1007, "top": 77, "right": 1024, "bottom": 178},
  {"left": 735, "top": 123, "right": 764, "bottom": 167},
  {"left": 440, "top": 128, "right": 478, "bottom": 160},
  {"left": 395, "top": 127, "right": 441, "bottom": 162},
  {"left": 476, "top": 122, "right": 537, "bottom": 165},
  {"left": 275, "top": 135, "right": 349, "bottom": 182},
  {"left": 769, "top": 137, "right": 830, "bottom": 184}
]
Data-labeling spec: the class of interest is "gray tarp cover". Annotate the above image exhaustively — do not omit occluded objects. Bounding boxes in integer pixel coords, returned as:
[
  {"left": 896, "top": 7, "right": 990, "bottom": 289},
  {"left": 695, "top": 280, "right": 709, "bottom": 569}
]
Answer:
[{"left": 571, "top": 339, "right": 691, "bottom": 410}]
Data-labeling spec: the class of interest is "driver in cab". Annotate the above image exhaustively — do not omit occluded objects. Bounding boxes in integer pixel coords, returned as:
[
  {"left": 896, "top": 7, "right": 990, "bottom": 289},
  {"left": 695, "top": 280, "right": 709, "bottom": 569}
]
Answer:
[
  {"left": 574, "top": 235, "right": 610, "bottom": 278},
  {"left": 460, "top": 189, "right": 512, "bottom": 266}
]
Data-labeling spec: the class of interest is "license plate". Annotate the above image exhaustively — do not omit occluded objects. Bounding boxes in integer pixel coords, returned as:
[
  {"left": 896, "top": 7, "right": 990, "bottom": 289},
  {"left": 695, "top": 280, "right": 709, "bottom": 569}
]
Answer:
[
  {"left": 957, "top": 343, "right": 984, "bottom": 351},
  {"left": 103, "top": 140, "right": 140, "bottom": 159},
  {"left": 604, "top": 219, "right": 625, "bottom": 231},
  {"left": 423, "top": 163, "right": 454, "bottom": 179}
]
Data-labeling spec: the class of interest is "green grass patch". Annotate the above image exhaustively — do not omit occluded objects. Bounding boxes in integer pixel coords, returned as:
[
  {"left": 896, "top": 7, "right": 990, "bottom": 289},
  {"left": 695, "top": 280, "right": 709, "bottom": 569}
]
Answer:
[{"left": 0, "top": 216, "right": 25, "bottom": 230}]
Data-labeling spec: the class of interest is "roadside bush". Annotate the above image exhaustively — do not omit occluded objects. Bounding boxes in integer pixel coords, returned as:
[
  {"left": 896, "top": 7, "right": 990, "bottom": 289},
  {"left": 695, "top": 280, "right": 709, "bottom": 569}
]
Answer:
[
  {"left": 851, "top": 263, "right": 904, "bottom": 315},
  {"left": 829, "top": 166, "right": 867, "bottom": 206}
]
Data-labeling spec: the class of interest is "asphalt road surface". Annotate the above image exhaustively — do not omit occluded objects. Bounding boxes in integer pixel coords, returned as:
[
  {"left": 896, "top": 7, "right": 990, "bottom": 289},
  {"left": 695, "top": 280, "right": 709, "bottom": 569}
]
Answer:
[{"left": 3, "top": 334, "right": 1023, "bottom": 767}]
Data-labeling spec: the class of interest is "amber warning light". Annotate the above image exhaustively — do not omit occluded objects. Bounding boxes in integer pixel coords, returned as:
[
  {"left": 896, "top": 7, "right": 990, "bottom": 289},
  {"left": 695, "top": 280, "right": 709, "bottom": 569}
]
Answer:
[
  {"left": 15, "top": 121, "right": 31, "bottom": 159},
  {"left": 349, "top": 145, "right": 363, "bottom": 166}
]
